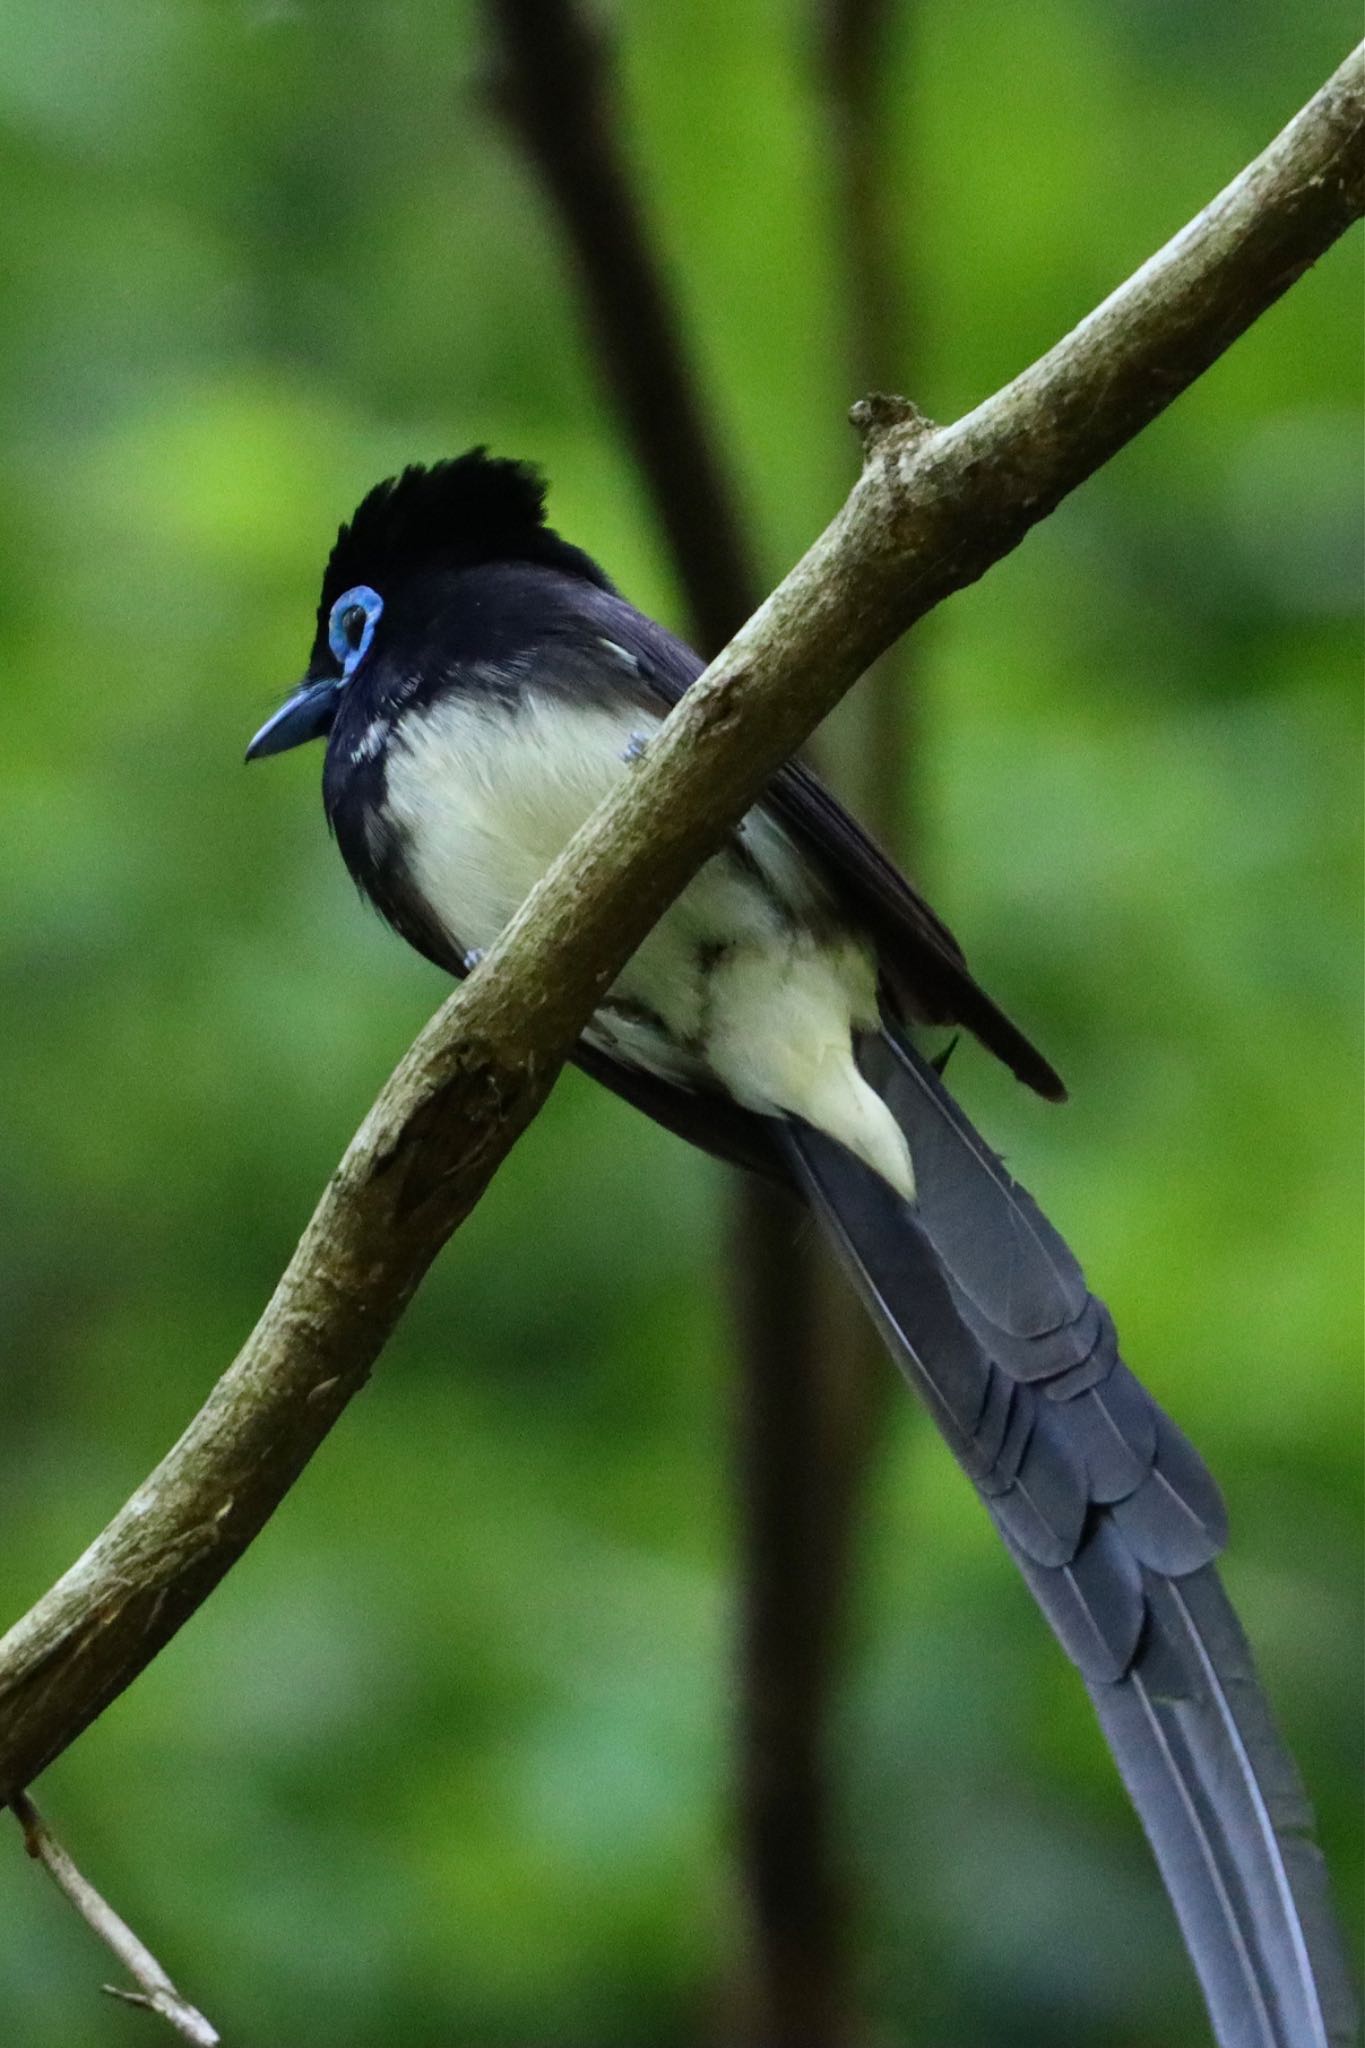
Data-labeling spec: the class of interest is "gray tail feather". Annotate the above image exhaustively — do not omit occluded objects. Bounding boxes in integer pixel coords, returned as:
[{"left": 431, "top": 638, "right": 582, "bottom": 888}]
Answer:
[{"left": 778, "top": 1030, "right": 1356, "bottom": 2048}]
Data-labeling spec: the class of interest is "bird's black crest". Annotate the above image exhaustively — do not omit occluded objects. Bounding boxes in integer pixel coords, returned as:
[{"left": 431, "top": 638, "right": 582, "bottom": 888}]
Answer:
[{"left": 319, "top": 449, "right": 613, "bottom": 620}]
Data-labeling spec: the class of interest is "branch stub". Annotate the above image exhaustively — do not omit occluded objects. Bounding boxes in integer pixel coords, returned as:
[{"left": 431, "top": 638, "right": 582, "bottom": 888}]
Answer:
[{"left": 849, "top": 391, "right": 934, "bottom": 455}]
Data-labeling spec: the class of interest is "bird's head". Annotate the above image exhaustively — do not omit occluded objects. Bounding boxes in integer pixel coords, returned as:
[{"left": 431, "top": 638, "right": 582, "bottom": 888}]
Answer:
[{"left": 244, "top": 447, "right": 609, "bottom": 762}]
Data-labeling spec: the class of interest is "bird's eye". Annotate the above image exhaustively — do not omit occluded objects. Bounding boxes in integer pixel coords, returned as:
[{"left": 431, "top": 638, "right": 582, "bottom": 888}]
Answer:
[{"left": 327, "top": 584, "right": 384, "bottom": 677}]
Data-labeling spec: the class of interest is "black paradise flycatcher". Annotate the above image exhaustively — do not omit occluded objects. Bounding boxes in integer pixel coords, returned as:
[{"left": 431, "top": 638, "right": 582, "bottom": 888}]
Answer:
[{"left": 248, "top": 449, "right": 1356, "bottom": 2048}]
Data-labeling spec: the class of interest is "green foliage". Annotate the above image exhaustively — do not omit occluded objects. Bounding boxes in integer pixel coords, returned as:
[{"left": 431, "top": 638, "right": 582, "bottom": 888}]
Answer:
[{"left": 0, "top": 2, "right": 1358, "bottom": 2042}]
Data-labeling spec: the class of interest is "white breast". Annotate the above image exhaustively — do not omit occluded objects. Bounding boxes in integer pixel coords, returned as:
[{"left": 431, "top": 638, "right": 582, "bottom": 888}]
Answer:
[
  {"left": 383, "top": 686, "right": 914, "bottom": 1197},
  {"left": 384, "top": 686, "right": 645, "bottom": 956}
]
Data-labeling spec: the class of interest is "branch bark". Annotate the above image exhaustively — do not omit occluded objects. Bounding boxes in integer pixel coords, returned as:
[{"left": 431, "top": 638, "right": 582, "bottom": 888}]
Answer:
[{"left": 1, "top": 42, "right": 1359, "bottom": 1809}]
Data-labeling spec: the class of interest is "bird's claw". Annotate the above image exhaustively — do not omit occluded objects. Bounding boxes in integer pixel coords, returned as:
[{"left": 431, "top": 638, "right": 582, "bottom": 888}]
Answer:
[{"left": 621, "top": 730, "right": 650, "bottom": 764}]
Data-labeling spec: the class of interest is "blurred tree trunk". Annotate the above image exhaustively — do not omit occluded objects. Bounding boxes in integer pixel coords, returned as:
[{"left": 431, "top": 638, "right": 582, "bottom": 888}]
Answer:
[
  {"left": 481, "top": 5, "right": 865, "bottom": 2039},
  {"left": 804, "top": 0, "right": 920, "bottom": 1777}
]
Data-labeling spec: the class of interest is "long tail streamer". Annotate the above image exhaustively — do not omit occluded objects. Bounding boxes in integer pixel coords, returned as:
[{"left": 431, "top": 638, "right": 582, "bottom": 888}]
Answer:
[{"left": 782, "top": 1035, "right": 1356, "bottom": 2048}]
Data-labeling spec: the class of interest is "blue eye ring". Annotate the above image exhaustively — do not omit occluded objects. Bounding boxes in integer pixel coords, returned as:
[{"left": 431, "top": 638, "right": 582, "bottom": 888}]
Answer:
[{"left": 328, "top": 584, "right": 384, "bottom": 677}]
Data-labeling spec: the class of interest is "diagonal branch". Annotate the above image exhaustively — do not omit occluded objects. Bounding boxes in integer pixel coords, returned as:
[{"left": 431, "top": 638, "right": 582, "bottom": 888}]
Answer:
[{"left": 0, "top": 42, "right": 1359, "bottom": 1807}]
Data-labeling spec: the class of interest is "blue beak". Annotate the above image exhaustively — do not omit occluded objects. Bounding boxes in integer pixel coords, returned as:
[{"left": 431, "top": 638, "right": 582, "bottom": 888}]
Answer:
[{"left": 244, "top": 678, "right": 342, "bottom": 762}]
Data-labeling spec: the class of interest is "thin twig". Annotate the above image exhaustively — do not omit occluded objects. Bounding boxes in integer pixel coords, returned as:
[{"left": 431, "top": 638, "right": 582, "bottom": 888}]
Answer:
[
  {"left": 12, "top": 1795, "right": 220, "bottom": 2046},
  {"left": 0, "top": 41, "right": 1358, "bottom": 1811}
]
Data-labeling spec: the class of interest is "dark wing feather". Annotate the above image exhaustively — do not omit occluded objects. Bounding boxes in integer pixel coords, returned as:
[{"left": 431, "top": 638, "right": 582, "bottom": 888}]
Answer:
[{"left": 581, "top": 592, "right": 1066, "bottom": 1100}]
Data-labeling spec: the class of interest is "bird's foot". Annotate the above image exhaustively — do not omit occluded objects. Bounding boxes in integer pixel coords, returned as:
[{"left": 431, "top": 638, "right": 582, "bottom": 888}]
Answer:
[{"left": 621, "top": 730, "right": 651, "bottom": 764}]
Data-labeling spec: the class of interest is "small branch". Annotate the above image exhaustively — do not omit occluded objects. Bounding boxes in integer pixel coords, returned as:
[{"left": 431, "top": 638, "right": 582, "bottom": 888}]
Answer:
[
  {"left": 12, "top": 1796, "right": 219, "bottom": 2047},
  {"left": 0, "top": 41, "right": 1358, "bottom": 1807}
]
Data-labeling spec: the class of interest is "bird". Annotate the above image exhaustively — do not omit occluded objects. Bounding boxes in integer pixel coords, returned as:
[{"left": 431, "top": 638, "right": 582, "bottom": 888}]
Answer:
[{"left": 247, "top": 448, "right": 1355, "bottom": 2048}]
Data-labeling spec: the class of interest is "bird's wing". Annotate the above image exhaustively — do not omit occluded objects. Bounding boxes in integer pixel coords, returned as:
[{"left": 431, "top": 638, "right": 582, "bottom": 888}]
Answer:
[{"left": 581, "top": 595, "right": 1065, "bottom": 1100}]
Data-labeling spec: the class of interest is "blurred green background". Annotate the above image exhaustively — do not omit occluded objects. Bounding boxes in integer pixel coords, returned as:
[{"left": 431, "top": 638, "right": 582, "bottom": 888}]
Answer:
[{"left": 0, "top": 2, "right": 1359, "bottom": 2043}]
